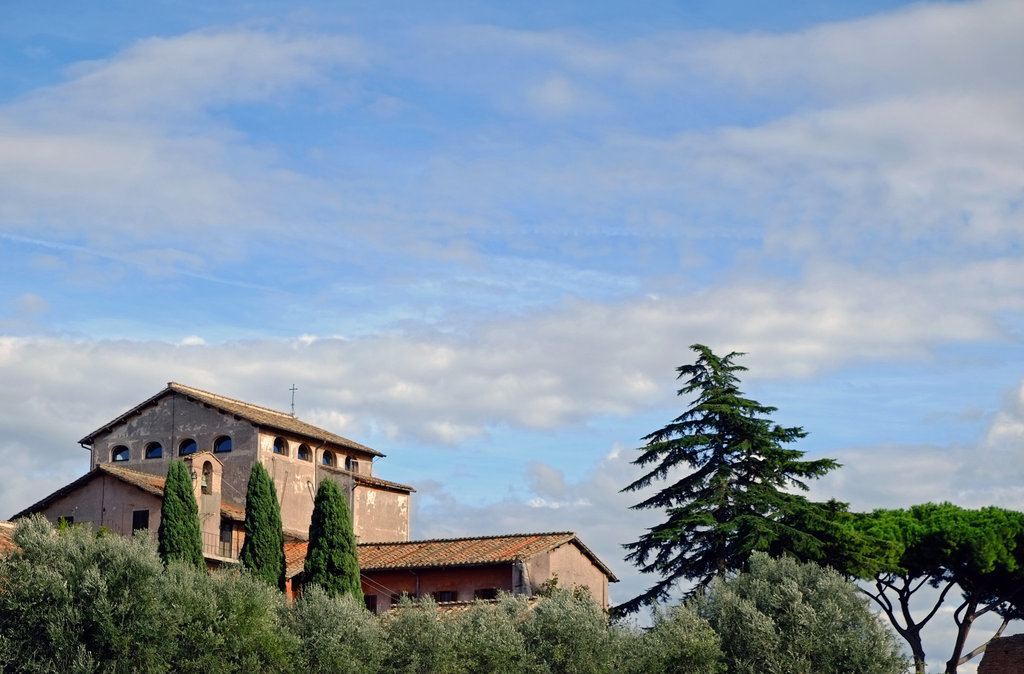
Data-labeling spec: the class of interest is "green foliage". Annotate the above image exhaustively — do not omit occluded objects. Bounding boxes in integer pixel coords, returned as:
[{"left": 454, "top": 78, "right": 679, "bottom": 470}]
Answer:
[
  {"left": 620, "top": 344, "right": 839, "bottom": 614},
  {"left": 447, "top": 594, "right": 532, "bottom": 673},
  {"left": 853, "top": 503, "right": 1024, "bottom": 674},
  {"left": 288, "top": 585, "right": 385, "bottom": 674},
  {"left": 239, "top": 462, "right": 286, "bottom": 590},
  {"left": 381, "top": 595, "right": 460, "bottom": 673},
  {"left": 158, "top": 459, "right": 204, "bottom": 567},
  {"left": 620, "top": 604, "right": 724, "bottom": 674},
  {"left": 691, "top": 552, "right": 907, "bottom": 674},
  {"left": 304, "top": 478, "right": 361, "bottom": 598},
  {"left": 518, "top": 586, "right": 616, "bottom": 674}
]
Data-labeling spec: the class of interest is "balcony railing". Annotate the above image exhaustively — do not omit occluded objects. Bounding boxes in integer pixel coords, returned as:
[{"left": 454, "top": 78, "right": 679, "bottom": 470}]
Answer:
[{"left": 203, "top": 531, "right": 240, "bottom": 560}]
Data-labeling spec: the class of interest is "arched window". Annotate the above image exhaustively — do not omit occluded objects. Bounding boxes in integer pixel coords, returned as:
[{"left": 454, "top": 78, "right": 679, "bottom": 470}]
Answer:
[
  {"left": 298, "top": 444, "right": 311, "bottom": 461},
  {"left": 178, "top": 438, "right": 197, "bottom": 456},
  {"left": 345, "top": 456, "right": 359, "bottom": 473},
  {"left": 202, "top": 461, "right": 213, "bottom": 495},
  {"left": 213, "top": 436, "right": 232, "bottom": 453},
  {"left": 144, "top": 442, "right": 163, "bottom": 459},
  {"left": 273, "top": 437, "right": 288, "bottom": 456},
  {"left": 321, "top": 450, "right": 335, "bottom": 467},
  {"left": 111, "top": 445, "right": 130, "bottom": 462}
]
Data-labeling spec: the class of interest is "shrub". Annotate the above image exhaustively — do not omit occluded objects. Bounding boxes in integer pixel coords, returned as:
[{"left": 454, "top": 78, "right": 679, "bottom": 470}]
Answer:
[
  {"left": 288, "top": 585, "right": 384, "bottom": 673},
  {"left": 690, "top": 552, "right": 908, "bottom": 674},
  {"left": 518, "top": 587, "right": 615, "bottom": 674}
]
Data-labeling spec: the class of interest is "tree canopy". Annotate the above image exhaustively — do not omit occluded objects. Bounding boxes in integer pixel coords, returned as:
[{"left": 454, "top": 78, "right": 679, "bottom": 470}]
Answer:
[
  {"left": 157, "top": 459, "right": 204, "bottom": 567},
  {"left": 240, "top": 462, "right": 286, "bottom": 590},
  {"left": 851, "top": 503, "right": 1024, "bottom": 674},
  {"left": 304, "top": 478, "right": 361, "bottom": 599},
  {"left": 619, "top": 344, "right": 839, "bottom": 614}
]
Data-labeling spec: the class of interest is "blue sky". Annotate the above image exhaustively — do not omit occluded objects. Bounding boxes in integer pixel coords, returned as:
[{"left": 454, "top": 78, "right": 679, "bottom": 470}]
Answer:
[{"left": 2, "top": 0, "right": 1023, "bottom": 668}]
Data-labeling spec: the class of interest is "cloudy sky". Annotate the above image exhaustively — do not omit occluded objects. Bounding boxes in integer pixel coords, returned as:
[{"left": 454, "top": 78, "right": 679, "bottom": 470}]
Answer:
[{"left": 2, "top": 0, "right": 1023, "bottom": 667}]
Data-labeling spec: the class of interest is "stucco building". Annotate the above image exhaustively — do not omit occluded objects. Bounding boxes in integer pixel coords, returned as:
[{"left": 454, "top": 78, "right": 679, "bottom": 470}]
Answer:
[{"left": 11, "top": 382, "right": 617, "bottom": 609}]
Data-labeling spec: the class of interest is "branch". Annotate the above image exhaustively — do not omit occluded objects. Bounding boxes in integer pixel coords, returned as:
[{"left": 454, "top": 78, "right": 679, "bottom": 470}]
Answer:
[
  {"left": 956, "top": 617, "right": 1010, "bottom": 666},
  {"left": 917, "top": 580, "right": 955, "bottom": 627}
]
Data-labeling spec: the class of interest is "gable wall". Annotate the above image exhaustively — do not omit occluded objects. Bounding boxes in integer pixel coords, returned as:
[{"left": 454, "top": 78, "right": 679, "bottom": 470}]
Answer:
[
  {"left": 523, "top": 542, "right": 610, "bottom": 609},
  {"left": 89, "top": 394, "right": 258, "bottom": 509},
  {"left": 353, "top": 485, "right": 409, "bottom": 543},
  {"left": 32, "top": 476, "right": 163, "bottom": 540}
]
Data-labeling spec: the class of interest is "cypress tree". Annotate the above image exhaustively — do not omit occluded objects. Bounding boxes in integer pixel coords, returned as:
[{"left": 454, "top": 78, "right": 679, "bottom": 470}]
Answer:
[
  {"left": 157, "top": 460, "right": 204, "bottom": 567},
  {"left": 304, "top": 478, "right": 361, "bottom": 598},
  {"left": 240, "top": 462, "right": 286, "bottom": 590}
]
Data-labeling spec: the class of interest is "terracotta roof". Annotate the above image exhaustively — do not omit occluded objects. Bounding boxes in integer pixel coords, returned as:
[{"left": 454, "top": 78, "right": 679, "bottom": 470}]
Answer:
[
  {"left": 11, "top": 464, "right": 240, "bottom": 522},
  {"left": 78, "top": 382, "right": 383, "bottom": 457},
  {"left": 0, "top": 521, "right": 17, "bottom": 555},
  {"left": 320, "top": 464, "right": 414, "bottom": 494},
  {"left": 284, "top": 532, "right": 618, "bottom": 581}
]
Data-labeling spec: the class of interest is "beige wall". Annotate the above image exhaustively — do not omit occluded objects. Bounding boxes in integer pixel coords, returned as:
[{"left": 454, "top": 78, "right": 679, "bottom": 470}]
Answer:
[
  {"left": 523, "top": 542, "right": 610, "bottom": 609},
  {"left": 353, "top": 485, "right": 409, "bottom": 543},
  {"left": 89, "top": 394, "right": 258, "bottom": 510},
  {"left": 34, "top": 476, "right": 163, "bottom": 540}
]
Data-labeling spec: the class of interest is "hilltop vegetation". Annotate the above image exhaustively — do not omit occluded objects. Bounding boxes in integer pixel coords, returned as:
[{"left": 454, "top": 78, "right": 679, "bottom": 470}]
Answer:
[{"left": 0, "top": 517, "right": 904, "bottom": 674}]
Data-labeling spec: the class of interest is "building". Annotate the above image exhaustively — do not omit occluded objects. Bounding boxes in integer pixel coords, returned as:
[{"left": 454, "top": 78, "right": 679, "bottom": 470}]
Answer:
[
  {"left": 11, "top": 382, "right": 617, "bottom": 608},
  {"left": 285, "top": 531, "right": 616, "bottom": 610}
]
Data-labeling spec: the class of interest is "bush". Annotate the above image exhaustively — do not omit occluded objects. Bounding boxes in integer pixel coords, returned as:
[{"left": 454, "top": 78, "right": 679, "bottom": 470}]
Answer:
[
  {"left": 380, "top": 595, "right": 460, "bottom": 674},
  {"left": 620, "top": 604, "right": 724, "bottom": 674},
  {"left": 0, "top": 516, "right": 169, "bottom": 673},
  {"left": 518, "top": 587, "right": 615, "bottom": 674},
  {"left": 690, "top": 552, "right": 908, "bottom": 674},
  {"left": 448, "top": 594, "right": 532, "bottom": 673},
  {"left": 288, "top": 585, "right": 384, "bottom": 673}
]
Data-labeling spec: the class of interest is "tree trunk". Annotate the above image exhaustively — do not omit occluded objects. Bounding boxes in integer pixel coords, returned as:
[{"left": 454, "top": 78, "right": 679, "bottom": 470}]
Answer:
[{"left": 944, "top": 601, "right": 976, "bottom": 674}]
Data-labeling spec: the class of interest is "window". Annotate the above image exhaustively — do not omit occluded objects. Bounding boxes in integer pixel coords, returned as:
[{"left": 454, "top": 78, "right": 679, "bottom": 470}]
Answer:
[
  {"left": 321, "top": 450, "right": 335, "bottom": 467},
  {"left": 273, "top": 437, "right": 288, "bottom": 456},
  {"left": 178, "top": 438, "right": 197, "bottom": 456},
  {"left": 219, "top": 519, "right": 234, "bottom": 557},
  {"left": 111, "top": 445, "right": 130, "bottom": 462},
  {"left": 132, "top": 509, "right": 150, "bottom": 532},
  {"left": 144, "top": 442, "right": 163, "bottom": 459},
  {"left": 213, "top": 436, "right": 232, "bottom": 453},
  {"left": 298, "top": 444, "right": 311, "bottom": 461},
  {"left": 345, "top": 456, "right": 359, "bottom": 473},
  {"left": 202, "top": 462, "right": 213, "bottom": 495},
  {"left": 474, "top": 588, "right": 498, "bottom": 600},
  {"left": 364, "top": 595, "right": 378, "bottom": 613},
  {"left": 433, "top": 590, "right": 458, "bottom": 602}
]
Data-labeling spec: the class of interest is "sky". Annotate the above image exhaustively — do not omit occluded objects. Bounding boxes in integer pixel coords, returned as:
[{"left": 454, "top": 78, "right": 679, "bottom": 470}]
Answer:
[{"left": 2, "top": 0, "right": 1023, "bottom": 669}]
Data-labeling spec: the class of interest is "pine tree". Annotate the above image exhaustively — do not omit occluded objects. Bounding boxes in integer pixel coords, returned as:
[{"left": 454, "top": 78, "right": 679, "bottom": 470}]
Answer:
[
  {"left": 157, "top": 460, "right": 204, "bottom": 567},
  {"left": 618, "top": 344, "right": 839, "bottom": 615},
  {"left": 304, "top": 478, "right": 362, "bottom": 599},
  {"left": 240, "top": 462, "right": 286, "bottom": 590}
]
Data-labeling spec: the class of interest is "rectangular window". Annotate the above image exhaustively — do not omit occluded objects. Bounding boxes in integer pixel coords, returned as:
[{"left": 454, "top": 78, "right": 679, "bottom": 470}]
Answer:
[
  {"left": 132, "top": 509, "right": 149, "bottom": 532},
  {"left": 433, "top": 590, "right": 458, "bottom": 602},
  {"left": 219, "top": 519, "right": 234, "bottom": 557},
  {"left": 474, "top": 588, "right": 498, "bottom": 600},
  {"left": 364, "top": 595, "right": 378, "bottom": 613}
]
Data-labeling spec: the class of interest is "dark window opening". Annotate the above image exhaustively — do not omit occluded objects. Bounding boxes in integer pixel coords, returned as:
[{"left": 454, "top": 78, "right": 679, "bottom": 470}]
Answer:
[
  {"left": 474, "top": 588, "right": 498, "bottom": 600},
  {"left": 364, "top": 595, "right": 378, "bottom": 613},
  {"left": 298, "top": 444, "right": 311, "bottom": 461},
  {"left": 273, "top": 437, "right": 288, "bottom": 455},
  {"left": 132, "top": 509, "right": 149, "bottom": 532},
  {"left": 202, "top": 462, "right": 213, "bottom": 495},
  {"left": 219, "top": 519, "right": 234, "bottom": 557},
  {"left": 433, "top": 590, "right": 458, "bottom": 602},
  {"left": 111, "top": 445, "right": 130, "bottom": 462},
  {"left": 213, "top": 436, "right": 232, "bottom": 453},
  {"left": 322, "top": 450, "right": 335, "bottom": 467},
  {"left": 178, "top": 438, "right": 197, "bottom": 456},
  {"left": 345, "top": 456, "right": 359, "bottom": 472},
  {"left": 144, "top": 442, "right": 163, "bottom": 459}
]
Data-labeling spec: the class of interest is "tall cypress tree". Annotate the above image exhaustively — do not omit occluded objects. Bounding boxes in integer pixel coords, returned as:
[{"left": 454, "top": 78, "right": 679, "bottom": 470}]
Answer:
[
  {"left": 240, "top": 462, "right": 286, "bottom": 590},
  {"left": 304, "top": 478, "right": 361, "bottom": 598},
  {"left": 619, "top": 344, "right": 839, "bottom": 615},
  {"left": 157, "top": 460, "right": 204, "bottom": 567}
]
